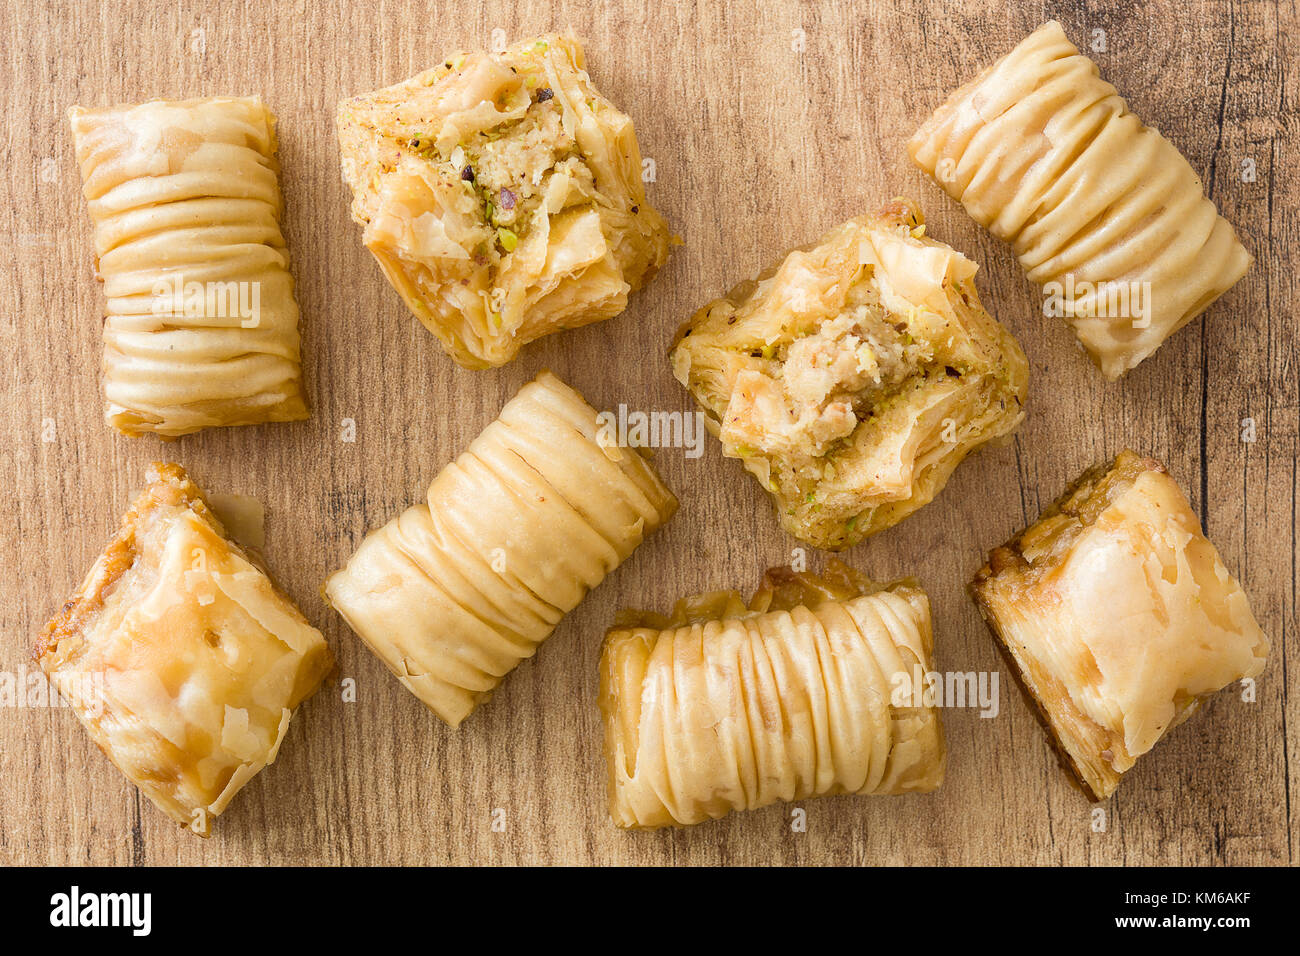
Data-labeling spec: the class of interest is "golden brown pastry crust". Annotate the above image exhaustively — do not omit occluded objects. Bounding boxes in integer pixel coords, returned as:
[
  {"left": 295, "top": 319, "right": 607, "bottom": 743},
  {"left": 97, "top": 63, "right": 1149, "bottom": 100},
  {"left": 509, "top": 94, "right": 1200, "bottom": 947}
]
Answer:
[
  {"left": 909, "top": 21, "right": 1252, "bottom": 379},
  {"left": 37, "top": 463, "right": 332, "bottom": 835},
  {"left": 600, "top": 562, "right": 945, "bottom": 829},
  {"left": 325, "top": 371, "right": 677, "bottom": 727},
  {"left": 971, "top": 451, "right": 1269, "bottom": 799},
  {"left": 68, "top": 97, "right": 309, "bottom": 436},
  {"left": 337, "top": 33, "right": 673, "bottom": 369},
  {"left": 671, "top": 198, "right": 1027, "bottom": 549}
]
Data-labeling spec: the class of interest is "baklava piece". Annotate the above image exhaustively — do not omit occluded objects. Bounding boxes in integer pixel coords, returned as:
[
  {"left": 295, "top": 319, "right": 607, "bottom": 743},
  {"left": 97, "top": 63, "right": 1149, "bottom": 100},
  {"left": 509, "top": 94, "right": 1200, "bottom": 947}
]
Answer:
[
  {"left": 909, "top": 21, "right": 1252, "bottom": 379},
  {"left": 68, "top": 97, "right": 309, "bottom": 437},
  {"left": 600, "top": 561, "right": 945, "bottom": 829},
  {"left": 37, "top": 464, "right": 332, "bottom": 836},
  {"left": 325, "top": 371, "right": 677, "bottom": 727},
  {"left": 671, "top": 199, "right": 1028, "bottom": 550},
  {"left": 337, "top": 33, "right": 674, "bottom": 369},
  {"left": 970, "top": 451, "right": 1269, "bottom": 800}
]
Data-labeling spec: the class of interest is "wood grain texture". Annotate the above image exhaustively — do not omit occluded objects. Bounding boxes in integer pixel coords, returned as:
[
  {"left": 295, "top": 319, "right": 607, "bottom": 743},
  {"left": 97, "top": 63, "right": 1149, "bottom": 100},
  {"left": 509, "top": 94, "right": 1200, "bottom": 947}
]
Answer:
[{"left": 0, "top": 0, "right": 1294, "bottom": 865}]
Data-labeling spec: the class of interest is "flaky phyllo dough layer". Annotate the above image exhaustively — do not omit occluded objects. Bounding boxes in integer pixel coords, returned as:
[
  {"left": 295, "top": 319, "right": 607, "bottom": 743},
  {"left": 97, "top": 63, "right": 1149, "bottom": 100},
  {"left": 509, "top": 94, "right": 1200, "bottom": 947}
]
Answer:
[
  {"left": 325, "top": 371, "right": 677, "bottom": 727},
  {"left": 338, "top": 33, "right": 673, "bottom": 369},
  {"left": 600, "top": 563, "right": 945, "bottom": 829},
  {"left": 37, "top": 464, "right": 332, "bottom": 836},
  {"left": 971, "top": 451, "right": 1268, "bottom": 800},
  {"left": 68, "top": 97, "right": 309, "bottom": 437},
  {"left": 671, "top": 199, "right": 1027, "bottom": 550},
  {"left": 909, "top": 21, "right": 1252, "bottom": 379}
]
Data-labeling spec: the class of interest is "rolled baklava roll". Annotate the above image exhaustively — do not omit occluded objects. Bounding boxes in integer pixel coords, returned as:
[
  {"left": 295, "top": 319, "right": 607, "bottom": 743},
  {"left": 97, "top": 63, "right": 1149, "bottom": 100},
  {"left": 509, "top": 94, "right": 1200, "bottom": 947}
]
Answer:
[
  {"left": 671, "top": 198, "right": 1027, "bottom": 549},
  {"left": 600, "top": 563, "right": 945, "bottom": 829},
  {"left": 325, "top": 371, "right": 677, "bottom": 727},
  {"left": 970, "top": 451, "right": 1269, "bottom": 800},
  {"left": 337, "top": 33, "right": 673, "bottom": 369},
  {"left": 68, "top": 97, "right": 308, "bottom": 436},
  {"left": 908, "top": 21, "right": 1252, "bottom": 378},
  {"left": 37, "top": 463, "right": 333, "bottom": 836}
]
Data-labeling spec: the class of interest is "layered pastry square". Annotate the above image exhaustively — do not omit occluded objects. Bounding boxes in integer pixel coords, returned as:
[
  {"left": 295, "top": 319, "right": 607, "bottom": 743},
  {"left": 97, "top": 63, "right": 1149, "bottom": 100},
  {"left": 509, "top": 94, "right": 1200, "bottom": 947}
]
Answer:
[
  {"left": 970, "top": 451, "right": 1269, "bottom": 799},
  {"left": 600, "top": 562, "right": 945, "bottom": 829},
  {"left": 337, "top": 33, "right": 674, "bottom": 368},
  {"left": 671, "top": 198, "right": 1028, "bottom": 550},
  {"left": 37, "top": 464, "right": 332, "bottom": 835}
]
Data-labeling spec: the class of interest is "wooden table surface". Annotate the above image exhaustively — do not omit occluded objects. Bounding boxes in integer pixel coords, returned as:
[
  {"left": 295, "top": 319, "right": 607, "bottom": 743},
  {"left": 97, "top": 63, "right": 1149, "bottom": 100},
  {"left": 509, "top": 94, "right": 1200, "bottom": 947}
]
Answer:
[{"left": 1, "top": 0, "right": 1294, "bottom": 866}]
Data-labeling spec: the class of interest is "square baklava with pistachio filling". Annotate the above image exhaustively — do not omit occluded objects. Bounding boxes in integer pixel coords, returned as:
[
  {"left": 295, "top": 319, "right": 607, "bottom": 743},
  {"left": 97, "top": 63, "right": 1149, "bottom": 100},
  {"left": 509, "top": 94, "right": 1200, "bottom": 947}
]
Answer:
[
  {"left": 671, "top": 199, "right": 1028, "bottom": 550},
  {"left": 337, "top": 33, "right": 674, "bottom": 369},
  {"left": 970, "top": 451, "right": 1269, "bottom": 800}
]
